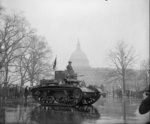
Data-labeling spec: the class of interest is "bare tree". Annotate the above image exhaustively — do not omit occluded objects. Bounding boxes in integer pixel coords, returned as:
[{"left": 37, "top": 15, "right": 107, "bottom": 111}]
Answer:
[
  {"left": 0, "top": 14, "right": 33, "bottom": 83},
  {"left": 108, "top": 41, "right": 136, "bottom": 96},
  {"left": 140, "top": 59, "right": 149, "bottom": 88},
  {"left": 11, "top": 49, "right": 30, "bottom": 86},
  {"left": 23, "top": 35, "right": 52, "bottom": 86}
]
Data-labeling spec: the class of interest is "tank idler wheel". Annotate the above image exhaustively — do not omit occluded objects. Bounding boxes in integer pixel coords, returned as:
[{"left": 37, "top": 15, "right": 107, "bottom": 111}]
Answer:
[
  {"left": 86, "top": 98, "right": 94, "bottom": 105},
  {"left": 81, "top": 97, "right": 96, "bottom": 105},
  {"left": 73, "top": 89, "right": 81, "bottom": 99}
]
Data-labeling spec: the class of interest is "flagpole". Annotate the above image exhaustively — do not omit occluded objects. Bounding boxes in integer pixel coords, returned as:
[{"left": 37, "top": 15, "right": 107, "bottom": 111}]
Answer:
[{"left": 53, "top": 56, "right": 57, "bottom": 79}]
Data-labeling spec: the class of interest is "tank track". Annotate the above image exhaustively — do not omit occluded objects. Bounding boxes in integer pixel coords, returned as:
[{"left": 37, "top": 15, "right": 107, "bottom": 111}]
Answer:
[
  {"left": 31, "top": 86, "right": 83, "bottom": 107},
  {"left": 80, "top": 92, "right": 100, "bottom": 105}
]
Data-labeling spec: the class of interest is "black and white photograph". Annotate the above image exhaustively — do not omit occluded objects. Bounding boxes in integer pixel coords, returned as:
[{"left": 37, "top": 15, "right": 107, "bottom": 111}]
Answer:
[{"left": 0, "top": 0, "right": 149, "bottom": 124}]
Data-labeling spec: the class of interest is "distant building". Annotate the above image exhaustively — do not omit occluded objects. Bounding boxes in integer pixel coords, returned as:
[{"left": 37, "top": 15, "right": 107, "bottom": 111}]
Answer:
[
  {"left": 69, "top": 41, "right": 105, "bottom": 86},
  {"left": 69, "top": 41, "right": 147, "bottom": 93},
  {"left": 70, "top": 41, "right": 90, "bottom": 70}
]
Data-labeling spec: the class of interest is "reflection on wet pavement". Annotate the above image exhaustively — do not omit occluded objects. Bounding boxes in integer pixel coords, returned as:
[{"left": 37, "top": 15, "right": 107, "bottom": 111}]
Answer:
[
  {"left": 0, "top": 97, "right": 150, "bottom": 124},
  {"left": 30, "top": 105, "right": 100, "bottom": 124}
]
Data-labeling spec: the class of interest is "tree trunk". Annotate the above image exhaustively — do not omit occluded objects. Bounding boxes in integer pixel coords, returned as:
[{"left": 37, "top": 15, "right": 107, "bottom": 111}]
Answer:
[
  {"left": 21, "top": 78, "right": 24, "bottom": 87},
  {"left": 4, "top": 63, "right": 8, "bottom": 82},
  {"left": 123, "top": 76, "right": 126, "bottom": 96},
  {"left": 30, "top": 76, "right": 34, "bottom": 86},
  {"left": 122, "top": 68, "right": 126, "bottom": 96}
]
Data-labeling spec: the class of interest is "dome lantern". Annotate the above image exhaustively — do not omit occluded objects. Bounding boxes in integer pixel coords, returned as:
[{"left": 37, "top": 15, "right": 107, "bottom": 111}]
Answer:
[{"left": 69, "top": 41, "right": 90, "bottom": 70}]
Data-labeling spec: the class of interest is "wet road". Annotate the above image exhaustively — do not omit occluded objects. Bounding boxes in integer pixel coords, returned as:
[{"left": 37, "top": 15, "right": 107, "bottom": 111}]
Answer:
[{"left": 0, "top": 96, "right": 150, "bottom": 124}]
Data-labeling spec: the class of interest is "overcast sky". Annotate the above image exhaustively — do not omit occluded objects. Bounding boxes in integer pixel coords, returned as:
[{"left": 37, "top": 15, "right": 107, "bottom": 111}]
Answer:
[{"left": 1, "top": 0, "right": 149, "bottom": 69}]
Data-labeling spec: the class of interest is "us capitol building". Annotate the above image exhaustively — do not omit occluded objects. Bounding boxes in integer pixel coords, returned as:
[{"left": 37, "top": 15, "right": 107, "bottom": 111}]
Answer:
[
  {"left": 68, "top": 42, "right": 144, "bottom": 92},
  {"left": 69, "top": 42, "right": 107, "bottom": 86},
  {"left": 68, "top": 41, "right": 148, "bottom": 94}
]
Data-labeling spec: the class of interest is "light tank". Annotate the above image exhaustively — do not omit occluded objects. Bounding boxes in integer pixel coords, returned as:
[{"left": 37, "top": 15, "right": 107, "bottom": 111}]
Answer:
[{"left": 31, "top": 71, "right": 104, "bottom": 106}]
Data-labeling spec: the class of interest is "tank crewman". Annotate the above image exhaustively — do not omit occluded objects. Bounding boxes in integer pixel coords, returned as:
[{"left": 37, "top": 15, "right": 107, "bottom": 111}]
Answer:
[{"left": 66, "top": 61, "right": 75, "bottom": 78}]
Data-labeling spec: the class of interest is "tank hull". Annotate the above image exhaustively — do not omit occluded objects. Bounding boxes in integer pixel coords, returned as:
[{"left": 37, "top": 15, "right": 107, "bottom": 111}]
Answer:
[
  {"left": 31, "top": 85, "right": 101, "bottom": 106},
  {"left": 31, "top": 70, "right": 103, "bottom": 107},
  {"left": 31, "top": 85, "right": 83, "bottom": 107}
]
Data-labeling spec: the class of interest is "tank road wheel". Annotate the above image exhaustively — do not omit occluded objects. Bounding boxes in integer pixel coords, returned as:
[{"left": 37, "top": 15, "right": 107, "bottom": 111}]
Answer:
[
  {"left": 39, "top": 92, "right": 48, "bottom": 104},
  {"left": 40, "top": 96, "right": 47, "bottom": 104},
  {"left": 47, "top": 96, "right": 55, "bottom": 104},
  {"left": 32, "top": 90, "right": 41, "bottom": 100},
  {"left": 72, "top": 89, "right": 82, "bottom": 105}
]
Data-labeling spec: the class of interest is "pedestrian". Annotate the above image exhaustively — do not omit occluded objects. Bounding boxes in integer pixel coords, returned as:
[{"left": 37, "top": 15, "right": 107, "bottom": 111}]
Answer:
[{"left": 24, "top": 86, "right": 28, "bottom": 102}]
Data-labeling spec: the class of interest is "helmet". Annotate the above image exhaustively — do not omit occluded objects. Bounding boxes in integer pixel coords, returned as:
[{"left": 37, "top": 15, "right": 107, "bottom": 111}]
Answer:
[{"left": 68, "top": 61, "right": 72, "bottom": 63}]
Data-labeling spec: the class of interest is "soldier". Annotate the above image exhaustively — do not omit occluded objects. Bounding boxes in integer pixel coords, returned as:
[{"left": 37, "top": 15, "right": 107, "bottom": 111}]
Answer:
[
  {"left": 66, "top": 61, "right": 75, "bottom": 78},
  {"left": 24, "top": 86, "right": 28, "bottom": 102}
]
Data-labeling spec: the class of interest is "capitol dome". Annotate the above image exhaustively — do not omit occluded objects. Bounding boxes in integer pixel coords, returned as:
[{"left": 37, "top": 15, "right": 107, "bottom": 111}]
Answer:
[{"left": 69, "top": 41, "right": 90, "bottom": 69}]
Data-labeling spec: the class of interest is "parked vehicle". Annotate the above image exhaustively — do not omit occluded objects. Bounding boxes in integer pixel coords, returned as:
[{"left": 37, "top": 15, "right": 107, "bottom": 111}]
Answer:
[{"left": 139, "top": 89, "right": 150, "bottom": 114}]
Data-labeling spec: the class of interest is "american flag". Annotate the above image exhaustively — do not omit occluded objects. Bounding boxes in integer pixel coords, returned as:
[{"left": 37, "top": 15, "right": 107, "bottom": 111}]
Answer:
[{"left": 53, "top": 57, "right": 57, "bottom": 70}]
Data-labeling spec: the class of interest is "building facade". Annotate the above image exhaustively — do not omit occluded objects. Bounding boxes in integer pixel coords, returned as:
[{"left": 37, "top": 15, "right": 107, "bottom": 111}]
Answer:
[{"left": 69, "top": 41, "right": 105, "bottom": 86}]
